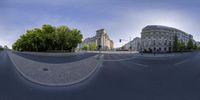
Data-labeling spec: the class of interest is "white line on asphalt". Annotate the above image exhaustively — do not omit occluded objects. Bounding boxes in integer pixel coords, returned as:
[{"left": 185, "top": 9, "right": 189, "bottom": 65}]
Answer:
[
  {"left": 101, "top": 55, "right": 148, "bottom": 67},
  {"left": 97, "top": 54, "right": 104, "bottom": 68},
  {"left": 136, "top": 56, "right": 171, "bottom": 60},
  {"left": 174, "top": 59, "right": 189, "bottom": 65},
  {"left": 132, "top": 62, "right": 148, "bottom": 67},
  {"left": 102, "top": 56, "right": 136, "bottom": 62}
]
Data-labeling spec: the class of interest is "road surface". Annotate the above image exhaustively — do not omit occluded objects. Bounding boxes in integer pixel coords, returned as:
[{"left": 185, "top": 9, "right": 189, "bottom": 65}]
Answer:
[{"left": 0, "top": 50, "right": 200, "bottom": 100}]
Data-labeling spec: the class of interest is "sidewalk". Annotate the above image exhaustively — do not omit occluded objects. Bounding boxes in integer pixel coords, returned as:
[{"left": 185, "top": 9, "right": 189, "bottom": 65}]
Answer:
[
  {"left": 134, "top": 52, "right": 190, "bottom": 58},
  {"left": 8, "top": 51, "right": 102, "bottom": 86},
  {"left": 83, "top": 50, "right": 139, "bottom": 54},
  {"left": 12, "top": 51, "right": 84, "bottom": 57},
  {"left": 83, "top": 50, "right": 190, "bottom": 58}
]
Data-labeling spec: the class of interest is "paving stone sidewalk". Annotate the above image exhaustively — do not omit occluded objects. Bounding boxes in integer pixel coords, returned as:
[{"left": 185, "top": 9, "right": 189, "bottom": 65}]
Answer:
[
  {"left": 8, "top": 52, "right": 101, "bottom": 86},
  {"left": 13, "top": 51, "right": 85, "bottom": 57}
]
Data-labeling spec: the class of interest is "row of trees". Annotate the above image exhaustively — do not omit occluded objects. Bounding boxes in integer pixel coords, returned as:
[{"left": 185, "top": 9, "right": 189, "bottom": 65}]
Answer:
[
  {"left": 12, "top": 24, "right": 83, "bottom": 52},
  {"left": 82, "top": 42, "right": 97, "bottom": 51},
  {"left": 173, "top": 34, "right": 198, "bottom": 52}
]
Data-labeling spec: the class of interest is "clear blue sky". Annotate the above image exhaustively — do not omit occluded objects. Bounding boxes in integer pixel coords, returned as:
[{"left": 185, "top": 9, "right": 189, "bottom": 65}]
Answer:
[{"left": 1, "top": 0, "right": 200, "bottom": 48}]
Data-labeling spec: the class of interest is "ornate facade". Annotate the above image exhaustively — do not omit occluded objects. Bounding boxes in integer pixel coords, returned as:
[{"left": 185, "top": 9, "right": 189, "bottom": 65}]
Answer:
[
  {"left": 141, "top": 25, "right": 194, "bottom": 52},
  {"left": 96, "top": 29, "right": 114, "bottom": 50},
  {"left": 123, "top": 37, "right": 141, "bottom": 51},
  {"left": 196, "top": 42, "right": 200, "bottom": 48},
  {"left": 79, "top": 29, "right": 114, "bottom": 50}
]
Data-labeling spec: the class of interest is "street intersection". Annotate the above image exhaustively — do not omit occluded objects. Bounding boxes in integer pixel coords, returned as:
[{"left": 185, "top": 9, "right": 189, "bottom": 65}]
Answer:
[{"left": 0, "top": 50, "right": 200, "bottom": 100}]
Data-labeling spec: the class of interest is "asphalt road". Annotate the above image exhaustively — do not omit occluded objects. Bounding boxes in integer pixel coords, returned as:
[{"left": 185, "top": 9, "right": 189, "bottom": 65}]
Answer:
[{"left": 1, "top": 50, "right": 200, "bottom": 100}]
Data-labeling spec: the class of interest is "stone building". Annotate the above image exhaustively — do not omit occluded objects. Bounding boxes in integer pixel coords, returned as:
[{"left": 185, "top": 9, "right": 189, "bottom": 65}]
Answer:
[
  {"left": 141, "top": 25, "right": 195, "bottom": 52},
  {"left": 123, "top": 37, "right": 141, "bottom": 51},
  {"left": 196, "top": 41, "right": 200, "bottom": 48},
  {"left": 78, "top": 29, "right": 114, "bottom": 51}
]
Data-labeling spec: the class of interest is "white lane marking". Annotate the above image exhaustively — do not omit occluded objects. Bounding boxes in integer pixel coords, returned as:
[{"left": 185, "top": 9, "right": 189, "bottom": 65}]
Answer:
[
  {"left": 131, "top": 62, "right": 148, "bottom": 67},
  {"left": 102, "top": 55, "right": 148, "bottom": 67},
  {"left": 103, "top": 56, "right": 136, "bottom": 61},
  {"left": 97, "top": 54, "right": 104, "bottom": 68},
  {"left": 91, "top": 54, "right": 104, "bottom": 75},
  {"left": 174, "top": 59, "right": 189, "bottom": 65}
]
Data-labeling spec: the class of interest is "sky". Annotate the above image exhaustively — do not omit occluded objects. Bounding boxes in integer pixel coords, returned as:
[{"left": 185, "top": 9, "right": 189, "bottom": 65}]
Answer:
[{"left": 1, "top": 0, "right": 200, "bottom": 48}]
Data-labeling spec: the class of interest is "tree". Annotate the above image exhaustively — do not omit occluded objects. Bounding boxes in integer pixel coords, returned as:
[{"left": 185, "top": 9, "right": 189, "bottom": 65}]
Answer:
[
  {"left": 12, "top": 24, "right": 83, "bottom": 52},
  {"left": 187, "top": 39, "right": 193, "bottom": 50},
  {"left": 56, "top": 25, "right": 70, "bottom": 50},
  {"left": 178, "top": 41, "right": 186, "bottom": 51},
  {"left": 66, "top": 29, "right": 83, "bottom": 51},
  {"left": 89, "top": 42, "right": 97, "bottom": 50},
  {"left": 193, "top": 43, "right": 197, "bottom": 50},
  {"left": 173, "top": 34, "right": 178, "bottom": 52},
  {"left": 82, "top": 44, "right": 89, "bottom": 50}
]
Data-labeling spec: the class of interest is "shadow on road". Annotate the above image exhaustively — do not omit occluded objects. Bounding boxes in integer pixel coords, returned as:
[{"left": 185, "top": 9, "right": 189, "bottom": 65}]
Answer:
[{"left": 14, "top": 52, "right": 97, "bottom": 64}]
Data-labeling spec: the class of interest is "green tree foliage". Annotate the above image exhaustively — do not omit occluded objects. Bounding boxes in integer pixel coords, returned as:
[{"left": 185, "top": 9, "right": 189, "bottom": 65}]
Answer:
[
  {"left": 178, "top": 42, "right": 186, "bottom": 51},
  {"left": 12, "top": 24, "right": 83, "bottom": 52},
  {"left": 173, "top": 34, "right": 178, "bottom": 52},
  {"left": 198, "top": 46, "right": 200, "bottom": 50},
  {"left": 193, "top": 43, "right": 197, "bottom": 50},
  {"left": 89, "top": 42, "right": 97, "bottom": 50},
  {"left": 82, "top": 44, "right": 89, "bottom": 50},
  {"left": 187, "top": 39, "right": 193, "bottom": 50}
]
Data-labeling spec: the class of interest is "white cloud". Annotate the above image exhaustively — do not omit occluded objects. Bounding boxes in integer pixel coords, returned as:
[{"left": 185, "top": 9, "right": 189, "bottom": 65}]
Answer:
[
  {"left": 1, "top": 1, "right": 200, "bottom": 49},
  {"left": 97, "top": 9, "right": 200, "bottom": 47},
  {"left": 0, "top": 14, "right": 100, "bottom": 48}
]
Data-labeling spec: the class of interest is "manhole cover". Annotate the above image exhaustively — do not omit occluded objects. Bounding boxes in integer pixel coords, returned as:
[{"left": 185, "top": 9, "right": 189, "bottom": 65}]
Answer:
[{"left": 43, "top": 68, "right": 48, "bottom": 71}]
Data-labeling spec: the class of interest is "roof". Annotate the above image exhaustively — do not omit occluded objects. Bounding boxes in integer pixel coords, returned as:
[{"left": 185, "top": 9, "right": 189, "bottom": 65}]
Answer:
[{"left": 142, "top": 25, "right": 189, "bottom": 35}]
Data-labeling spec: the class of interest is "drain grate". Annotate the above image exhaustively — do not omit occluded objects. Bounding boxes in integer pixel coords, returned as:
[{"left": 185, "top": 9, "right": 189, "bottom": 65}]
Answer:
[{"left": 43, "top": 68, "right": 48, "bottom": 71}]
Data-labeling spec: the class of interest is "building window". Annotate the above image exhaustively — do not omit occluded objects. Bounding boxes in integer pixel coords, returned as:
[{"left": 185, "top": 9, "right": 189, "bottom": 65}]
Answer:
[
  {"left": 169, "top": 41, "right": 171, "bottom": 46},
  {"left": 164, "top": 40, "right": 167, "bottom": 45}
]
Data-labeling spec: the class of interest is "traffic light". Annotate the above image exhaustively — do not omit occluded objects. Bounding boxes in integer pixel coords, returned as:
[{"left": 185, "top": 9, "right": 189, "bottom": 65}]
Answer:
[{"left": 119, "top": 39, "right": 122, "bottom": 43}]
